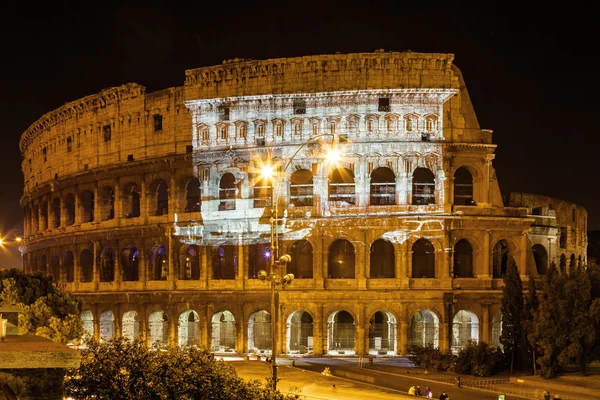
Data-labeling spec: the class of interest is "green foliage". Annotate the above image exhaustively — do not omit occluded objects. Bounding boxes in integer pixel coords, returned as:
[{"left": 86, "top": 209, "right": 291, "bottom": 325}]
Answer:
[
  {"left": 0, "top": 369, "right": 66, "bottom": 400},
  {"left": 529, "top": 264, "right": 600, "bottom": 378},
  {"left": 64, "top": 338, "right": 299, "bottom": 400},
  {"left": 500, "top": 256, "right": 526, "bottom": 371},
  {"left": 407, "top": 344, "right": 454, "bottom": 371},
  {"left": 0, "top": 269, "right": 83, "bottom": 344},
  {"left": 453, "top": 341, "right": 503, "bottom": 377}
]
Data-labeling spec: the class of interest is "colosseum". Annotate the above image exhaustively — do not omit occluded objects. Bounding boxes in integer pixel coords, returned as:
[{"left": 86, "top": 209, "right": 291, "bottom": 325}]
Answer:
[{"left": 20, "top": 50, "right": 587, "bottom": 356}]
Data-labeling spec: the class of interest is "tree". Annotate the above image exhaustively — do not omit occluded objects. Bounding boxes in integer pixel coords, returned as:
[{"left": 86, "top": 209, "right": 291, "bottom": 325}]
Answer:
[
  {"left": 522, "top": 275, "right": 539, "bottom": 373},
  {"left": 65, "top": 338, "right": 299, "bottom": 400},
  {"left": 0, "top": 269, "right": 83, "bottom": 344},
  {"left": 500, "top": 256, "right": 525, "bottom": 373}
]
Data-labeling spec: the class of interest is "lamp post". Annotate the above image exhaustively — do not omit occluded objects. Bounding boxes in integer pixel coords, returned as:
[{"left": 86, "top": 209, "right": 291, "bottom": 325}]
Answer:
[{"left": 256, "top": 133, "right": 344, "bottom": 390}]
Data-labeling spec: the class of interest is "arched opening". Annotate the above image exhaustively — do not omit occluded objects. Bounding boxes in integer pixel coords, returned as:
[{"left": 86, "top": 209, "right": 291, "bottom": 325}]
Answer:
[
  {"left": 211, "top": 311, "right": 236, "bottom": 352},
  {"left": 185, "top": 177, "right": 201, "bottom": 213},
  {"left": 64, "top": 251, "right": 74, "bottom": 283},
  {"left": 99, "top": 310, "right": 115, "bottom": 341},
  {"left": 286, "top": 311, "right": 313, "bottom": 354},
  {"left": 533, "top": 244, "right": 548, "bottom": 275},
  {"left": 492, "top": 239, "right": 513, "bottom": 278},
  {"left": 327, "top": 311, "right": 355, "bottom": 355},
  {"left": 65, "top": 194, "right": 75, "bottom": 226},
  {"left": 491, "top": 311, "right": 503, "bottom": 350},
  {"left": 368, "top": 311, "right": 397, "bottom": 355},
  {"left": 80, "top": 190, "right": 94, "bottom": 223},
  {"left": 412, "top": 239, "right": 435, "bottom": 278},
  {"left": 150, "top": 245, "right": 168, "bottom": 280},
  {"left": 453, "top": 167, "right": 474, "bottom": 205},
  {"left": 151, "top": 179, "right": 169, "bottom": 216},
  {"left": 454, "top": 239, "right": 473, "bottom": 278},
  {"left": 288, "top": 240, "right": 313, "bottom": 279},
  {"left": 370, "top": 167, "right": 396, "bottom": 205},
  {"left": 32, "top": 205, "right": 39, "bottom": 233},
  {"left": 219, "top": 173, "right": 236, "bottom": 211},
  {"left": 412, "top": 167, "right": 436, "bottom": 205},
  {"left": 290, "top": 169, "right": 314, "bottom": 206},
  {"left": 328, "top": 168, "right": 355, "bottom": 204},
  {"left": 248, "top": 242, "right": 271, "bottom": 279},
  {"left": 51, "top": 198, "right": 61, "bottom": 228},
  {"left": 212, "top": 244, "right": 236, "bottom": 279},
  {"left": 179, "top": 245, "right": 200, "bottom": 280},
  {"left": 578, "top": 255, "right": 582, "bottom": 267},
  {"left": 80, "top": 310, "right": 94, "bottom": 342},
  {"left": 328, "top": 239, "right": 355, "bottom": 278},
  {"left": 149, "top": 311, "right": 168, "bottom": 348},
  {"left": 248, "top": 310, "right": 272, "bottom": 353},
  {"left": 122, "top": 311, "right": 140, "bottom": 342},
  {"left": 40, "top": 255, "right": 47, "bottom": 274},
  {"left": 101, "top": 185, "right": 115, "bottom": 221},
  {"left": 452, "top": 310, "right": 479, "bottom": 354},
  {"left": 123, "top": 182, "right": 141, "bottom": 218},
  {"left": 121, "top": 246, "right": 139, "bottom": 281},
  {"left": 253, "top": 176, "right": 273, "bottom": 208},
  {"left": 31, "top": 256, "right": 38, "bottom": 273},
  {"left": 99, "top": 248, "right": 114, "bottom": 282},
  {"left": 410, "top": 310, "right": 439, "bottom": 348},
  {"left": 559, "top": 254, "right": 567, "bottom": 274},
  {"left": 178, "top": 310, "right": 200, "bottom": 347},
  {"left": 40, "top": 201, "right": 48, "bottom": 231},
  {"left": 570, "top": 253, "right": 576, "bottom": 270},
  {"left": 49, "top": 255, "right": 60, "bottom": 280},
  {"left": 370, "top": 239, "right": 395, "bottom": 278},
  {"left": 79, "top": 249, "right": 94, "bottom": 282}
]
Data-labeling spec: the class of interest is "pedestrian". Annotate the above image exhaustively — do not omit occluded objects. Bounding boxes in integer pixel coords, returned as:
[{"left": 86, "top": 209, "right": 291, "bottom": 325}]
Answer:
[
  {"left": 553, "top": 394, "right": 561, "bottom": 400},
  {"left": 415, "top": 386, "right": 422, "bottom": 396},
  {"left": 439, "top": 391, "right": 449, "bottom": 400},
  {"left": 408, "top": 385, "right": 416, "bottom": 395},
  {"left": 455, "top": 375, "right": 461, "bottom": 388},
  {"left": 425, "top": 387, "right": 432, "bottom": 398},
  {"left": 542, "top": 390, "right": 551, "bottom": 400}
]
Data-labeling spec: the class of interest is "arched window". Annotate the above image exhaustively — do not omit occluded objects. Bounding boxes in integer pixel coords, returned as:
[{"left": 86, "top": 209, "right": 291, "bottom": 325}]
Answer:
[
  {"left": 454, "top": 239, "right": 473, "bottom": 278},
  {"left": 286, "top": 311, "right": 313, "bottom": 354},
  {"left": 185, "top": 178, "right": 201, "bottom": 213},
  {"left": 180, "top": 245, "right": 200, "bottom": 280},
  {"left": 248, "top": 310, "right": 271, "bottom": 351},
  {"left": 100, "top": 310, "right": 115, "bottom": 341},
  {"left": 64, "top": 251, "right": 75, "bottom": 283},
  {"left": 65, "top": 194, "right": 75, "bottom": 226},
  {"left": 99, "top": 248, "right": 114, "bottom": 282},
  {"left": 533, "top": 244, "right": 548, "bottom": 275},
  {"left": 412, "top": 168, "right": 435, "bottom": 205},
  {"left": 122, "top": 311, "right": 140, "bottom": 342},
  {"left": 149, "top": 311, "right": 168, "bottom": 348},
  {"left": 123, "top": 183, "right": 141, "bottom": 218},
  {"left": 454, "top": 167, "right": 474, "bottom": 205},
  {"left": 151, "top": 179, "right": 169, "bottom": 216},
  {"left": 253, "top": 177, "right": 272, "bottom": 208},
  {"left": 412, "top": 239, "right": 435, "bottom": 278},
  {"left": 370, "top": 239, "right": 395, "bottom": 278},
  {"left": 492, "top": 239, "right": 513, "bottom": 278},
  {"left": 452, "top": 310, "right": 479, "bottom": 353},
  {"left": 219, "top": 173, "right": 236, "bottom": 211},
  {"left": 121, "top": 246, "right": 139, "bottom": 282},
  {"left": 51, "top": 198, "right": 61, "bottom": 228},
  {"left": 40, "top": 201, "right": 48, "bottom": 230},
  {"left": 559, "top": 254, "right": 567, "bottom": 273},
  {"left": 570, "top": 253, "right": 576, "bottom": 270},
  {"left": 410, "top": 310, "right": 439, "bottom": 348},
  {"left": 101, "top": 186, "right": 115, "bottom": 220},
  {"left": 212, "top": 311, "right": 236, "bottom": 352},
  {"left": 80, "top": 190, "right": 94, "bottom": 223},
  {"left": 249, "top": 242, "right": 271, "bottom": 279},
  {"left": 178, "top": 310, "right": 200, "bottom": 346},
  {"left": 150, "top": 245, "right": 168, "bottom": 280},
  {"left": 49, "top": 255, "right": 60, "bottom": 280},
  {"left": 80, "top": 249, "right": 94, "bottom": 282},
  {"left": 288, "top": 240, "right": 313, "bottom": 279},
  {"left": 327, "top": 311, "right": 355, "bottom": 354},
  {"left": 328, "top": 239, "right": 355, "bottom": 278},
  {"left": 370, "top": 167, "right": 396, "bottom": 205},
  {"left": 329, "top": 168, "right": 355, "bottom": 204},
  {"left": 212, "top": 244, "right": 236, "bottom": 279},
  {"left": 290, "top": 169, "right": 313, "bottom": 207}
]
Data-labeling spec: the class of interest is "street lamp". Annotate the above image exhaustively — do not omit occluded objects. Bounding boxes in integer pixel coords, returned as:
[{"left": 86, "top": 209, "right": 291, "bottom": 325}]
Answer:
[{"left": 256, "top": 133, "right": 345, "bottom": 390}]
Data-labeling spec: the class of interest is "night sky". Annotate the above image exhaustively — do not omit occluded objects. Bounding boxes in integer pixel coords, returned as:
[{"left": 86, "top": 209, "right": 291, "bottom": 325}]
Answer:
[{"left": 1, "top": 1, "right": 597, "bottom": 267}]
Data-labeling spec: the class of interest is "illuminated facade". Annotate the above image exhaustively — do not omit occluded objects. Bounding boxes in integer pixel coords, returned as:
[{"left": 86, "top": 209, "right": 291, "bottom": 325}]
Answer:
[{"left": 20, "top": 51, "right": 587, "bottom": 355}]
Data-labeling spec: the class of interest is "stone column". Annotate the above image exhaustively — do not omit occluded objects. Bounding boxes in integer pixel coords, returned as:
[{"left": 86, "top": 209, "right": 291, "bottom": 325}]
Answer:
[
  {"left": 481, "top": 303, "right": 490, "bottom": 344},
  {"left": 399, "top": 309, "right": 409, "bottom": 355},
  {"left": 169, "top": 175, "right": 178, "bottom": 215},
  {"left": 405, "top": 239, "right": 412, "bottom": 278},
  {"left": 140, "top": 177, "right": 148, "bottom": 221},
  {"left": 114, "top": 179, "right": 122, "bottom": 219},
  {"left": 139, "top": 240, "right": 147, "bottom": 286},
  {"left": 113, "top": 239, "right": 121, "bottom": 289},
  {"left": 92, "top": 241, "right": 99, "bottom": 288},
  {"left": 167, "top": 228, "right": 176, "bottom": 289},
  {"left": 482, "top": 230, "right": 491, "bottom": 277},
  {"left": 519, "top": 232, "right": 528, "bottom": 277},
  {"left": 60, "top": 192, "right": 69, "bottom": 227},
  {"left": 74, "top": 189, "right": 81, "bottom": 225},
  {"left": 355, "top": 305, "right": 365, "bottom": 355},
  {"left": 235, "top": 235, "right": 244, "bottom": 290},
  {"left": 236, "top": 308, "right": 246, "bottom": 353},
  {"left": 205, "top": 303, "right": 214, "bottom": 350},
  {"left": 73, "top": 249, "right": 81, "bottom": 287},
  {"left": 93, "top": 184, "right": 100, "bottom": 222},
  {"left": 395, "top": 242, "right": 404, "bottom": 279},
  {"left": 168, "top": 309, "right": 177, "bottom": 347}
]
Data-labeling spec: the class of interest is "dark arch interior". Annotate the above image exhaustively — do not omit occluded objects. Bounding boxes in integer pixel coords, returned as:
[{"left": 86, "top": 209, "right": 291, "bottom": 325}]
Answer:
[
  {"left": 328, "top": 239, "right": 355, "bottom": 278},
  {"left": 370, "top": 167, "right": 396, "bottom": 205},
  {"left": 412, "top": 238, "right": 435, "bottom": 278}
]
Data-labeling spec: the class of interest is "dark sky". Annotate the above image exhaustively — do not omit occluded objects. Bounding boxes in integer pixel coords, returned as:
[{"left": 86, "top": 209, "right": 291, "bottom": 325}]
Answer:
[{"left": 0, "top": 1, "right": 597, "bottom": 267}]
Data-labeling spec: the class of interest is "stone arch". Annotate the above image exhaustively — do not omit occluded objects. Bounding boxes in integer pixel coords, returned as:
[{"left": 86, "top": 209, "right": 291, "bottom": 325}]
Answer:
[
  {"left": 453, "top": 166, "right": 474, "bottom": 205},
  {"left": 212, "top": 243, "right": 237, "bottom": 279},
  {"left": 570, "top": 253, "right": 576, "bottom": 270},
  {"left": 412, "top": 238, "right": 435, "bottom": 278},
  {"left": 452, "top": 310, "right": 479, "bottom": 353},
  {"left": 99, "top": 310, "right": 115, "bottom": 341},
  {"left": 211, "top": 310, "right": 236, "bottom": 352},
  {"left": 179, "top": 244, "right": 200, "bottom": 280},
  {"left": 370, "top": 239, "right": 395, "bottom": 278},
  {"left": 219, "top": 173, "right": 237, "bottom": 211},
  {"left": 64, "top": 251, "right": 75, "bottom": 283},
  {"left": 122, "top": 182, "right": 141, "bottom": 218},
  {"left": 99, "top": 247, "right": 114, "bottom": 282},
  {"left": 328, "top": 239, "right": 355, "bottom": 278},
  {"left": 178, "top": 310, "right": 200, "bottom": 346},
  {"left": 412, "top": 167, "right": 435, "bottom": 205},
  {"left": 122, "top": 310, "right": 140, "bottom": 342},
  {"left": 79, "top": 249, "right": 93, "bottom": 282},
  {"left": 150, "top": 179, "right": 169, "bottom": 216},
  {"left": 49, "top": 254, "right": 60, "bottom": 280},
  {"left": 50, "top": 197, "right": 61, "bottom": 228},
  {"left": 248, "top": 310, "right": 271, "bottom": 353},
  {"left": 81, "top": 309, "right": 94, "bottom": 342},
  {"left": 289, "top": 169, "right": 314, "bottom": 207},
  {"left": 370, "top": 167, "right": 396, "bottom": 205},
  {"left": 65, "top": 193, "right": 75, "bottom": 225},
  {"left": 286, "top": 310, "right": 314, "bottom": 354},
  {"left": 410, "top": 309, "right": 440, "bottom": 348},
  {"left": 40, "top": 200, "right": 48, "bottom": 230},
  {"left": 184, "top": 177, "right": 201, "bottom": 213},
  {"left": 533, "top": 244, "right": 548, "bottom": 275},
  {"left": 454, "top": 239, "right": 473, "bottom": 278},
  {"left": 148, "top": 310, "right": 168, "bottom": 348},
  {"left": 80, "top": 190, "right": 95, "bottom": 223},
  {"left": 101, "top": 185, "right": 115, "bottom": 221},
  {"left": 368, "top": 310, "right": 397, "bottom": 355},
  {"left": 288, "top": 240, "right": 313, "bottom": 279},
  {"left": 121, "top": 245, "right": 140, "bottom": 281},
  {"left": 492, "top": 239, "right": 516, "bottom": 278},
  {"left": 149, "top": 244, "right": 167, "bottom": 281},
  {"left": 248, "top": 241, "right": 271, "bottom": 279},
  {"left": 327, "top": 310, "right": 355, "bottom": 355},
  {"left": 329, "top": 167, "right": 355, "bottom": 204}
]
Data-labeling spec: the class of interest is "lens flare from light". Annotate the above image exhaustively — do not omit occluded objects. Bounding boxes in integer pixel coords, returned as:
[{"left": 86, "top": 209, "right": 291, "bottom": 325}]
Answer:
[
  {"left": 326, "top": 148, "right": 341, "bottom": 164},
  {"left": 261, "top": 165, "right": 274, "bottom": 179}
]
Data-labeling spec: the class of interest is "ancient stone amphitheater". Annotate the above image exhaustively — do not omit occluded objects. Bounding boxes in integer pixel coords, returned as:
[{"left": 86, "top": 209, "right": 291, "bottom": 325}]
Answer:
[{"left": 20, "top": 50, "right": 587, "bottom": 356}]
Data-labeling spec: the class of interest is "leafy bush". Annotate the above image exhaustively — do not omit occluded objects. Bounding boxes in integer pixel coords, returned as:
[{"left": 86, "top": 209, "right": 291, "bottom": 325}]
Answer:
[
  {"left": 407, "top": 344, "right": 455, "bottom": 371},
  {"left": 65, "top": 338, "right": 299, "bottom": 400},
  {"left": 453, "top": 341, "right": 503, "bottom": 377}
]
